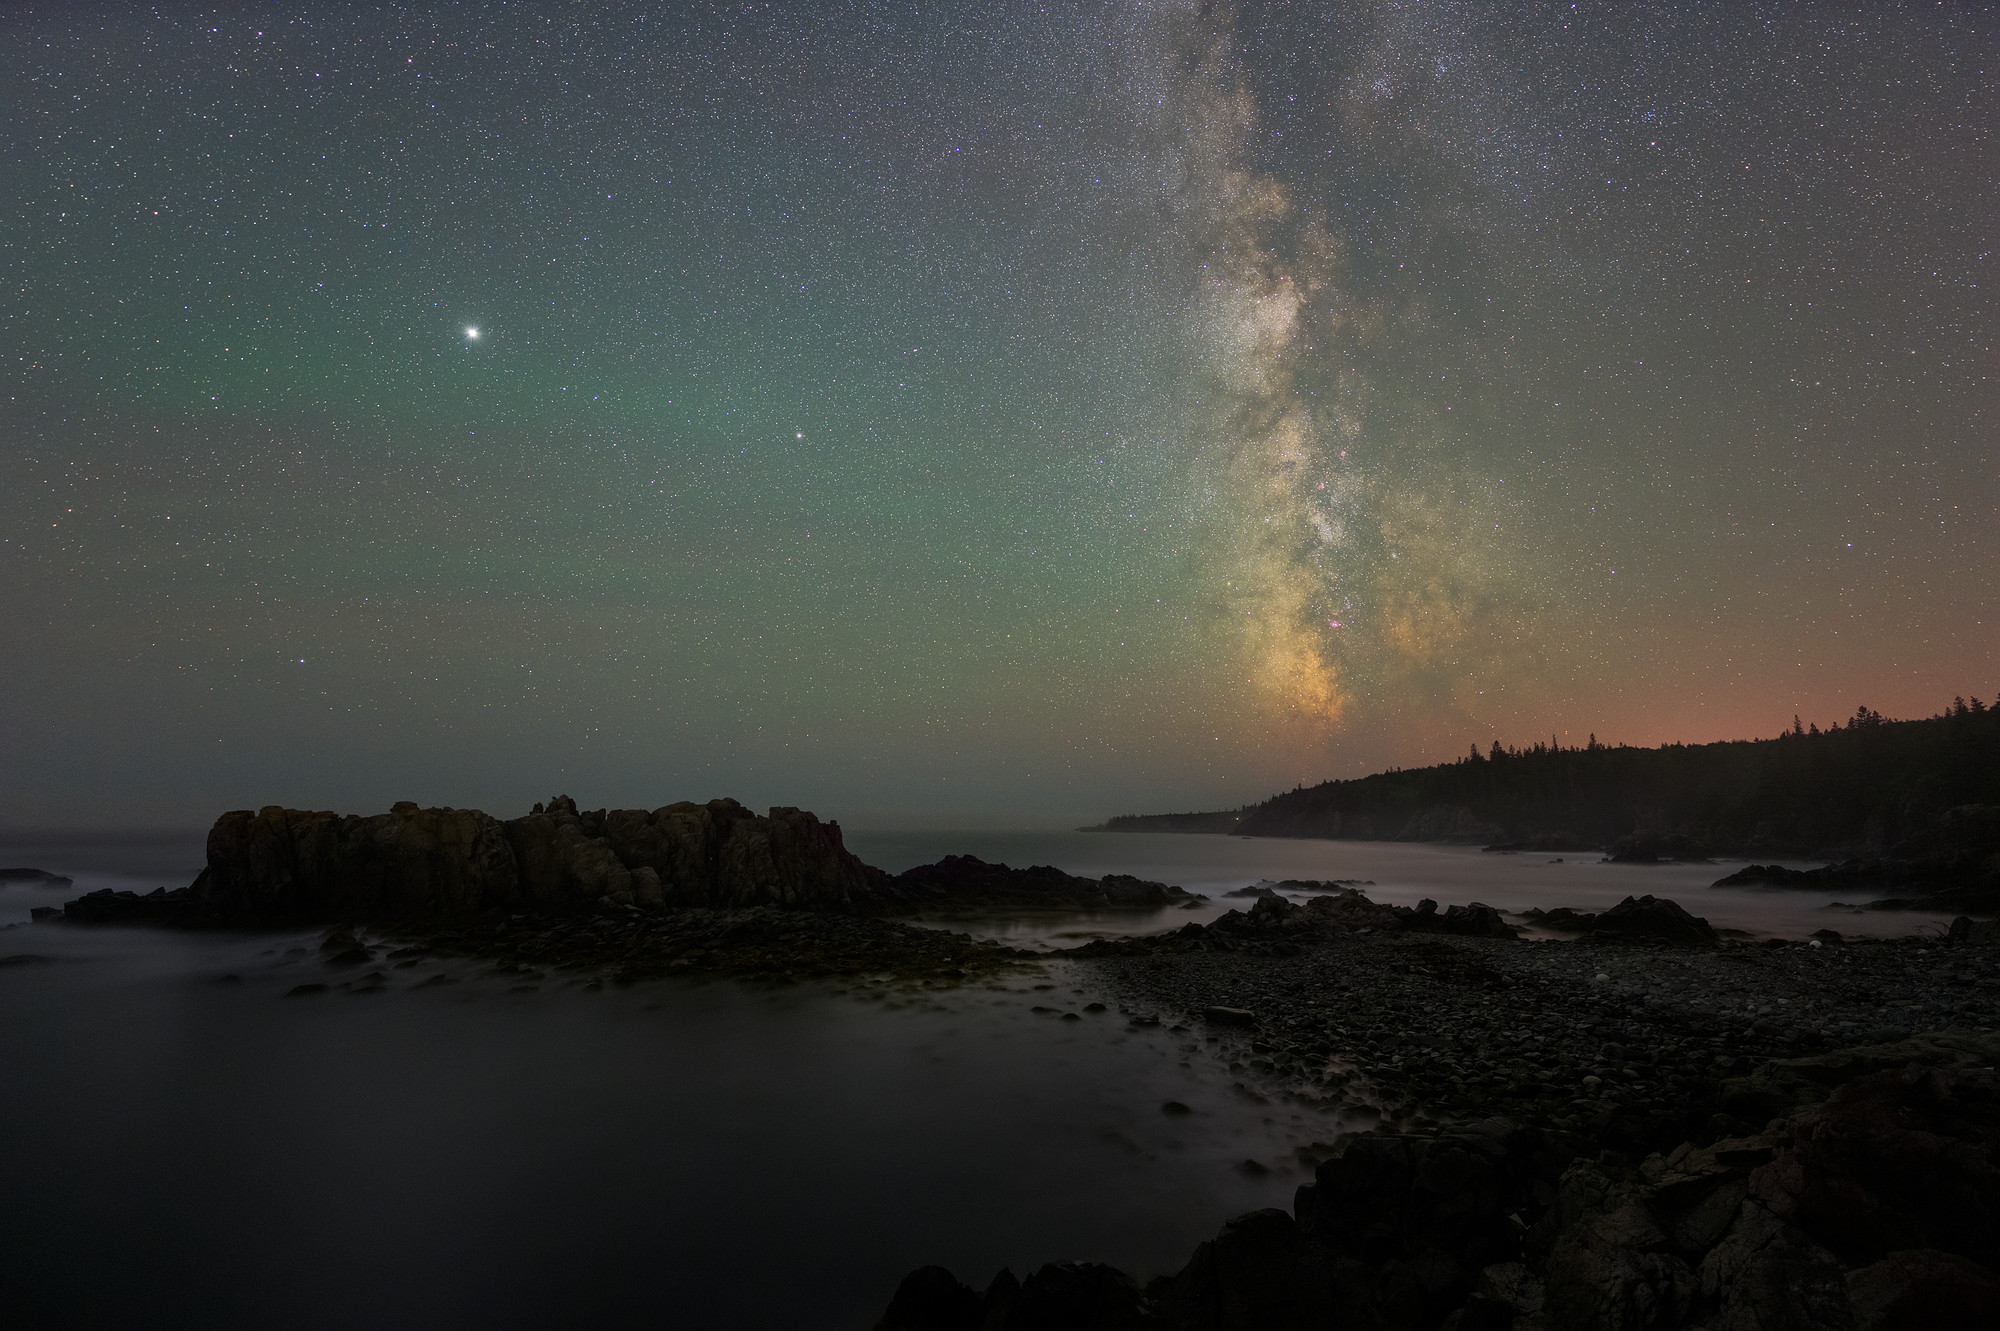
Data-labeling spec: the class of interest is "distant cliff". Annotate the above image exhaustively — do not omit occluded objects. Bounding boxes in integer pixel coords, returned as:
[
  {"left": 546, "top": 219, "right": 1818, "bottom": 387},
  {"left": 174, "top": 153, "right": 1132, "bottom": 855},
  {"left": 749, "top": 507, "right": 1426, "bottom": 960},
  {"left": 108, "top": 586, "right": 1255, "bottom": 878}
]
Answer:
[{"left": 1099, "top": 698, "right": 2000, "bottom": 858}]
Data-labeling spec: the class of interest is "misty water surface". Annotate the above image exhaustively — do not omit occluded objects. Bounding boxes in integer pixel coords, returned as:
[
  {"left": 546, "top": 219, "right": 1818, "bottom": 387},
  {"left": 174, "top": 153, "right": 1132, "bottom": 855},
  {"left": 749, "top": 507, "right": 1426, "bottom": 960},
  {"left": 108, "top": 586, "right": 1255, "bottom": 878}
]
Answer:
[{"left": 0, "top": 828, "right": 1945, "bottom": 1329}]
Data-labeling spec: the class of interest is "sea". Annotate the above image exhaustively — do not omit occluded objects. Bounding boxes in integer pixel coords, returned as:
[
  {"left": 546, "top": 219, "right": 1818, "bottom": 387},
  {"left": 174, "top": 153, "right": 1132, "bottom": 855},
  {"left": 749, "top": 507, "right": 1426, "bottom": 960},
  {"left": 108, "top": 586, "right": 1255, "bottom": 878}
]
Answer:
[{"left": 0, "top": 827, "right": 1951, "bottom": 1330}]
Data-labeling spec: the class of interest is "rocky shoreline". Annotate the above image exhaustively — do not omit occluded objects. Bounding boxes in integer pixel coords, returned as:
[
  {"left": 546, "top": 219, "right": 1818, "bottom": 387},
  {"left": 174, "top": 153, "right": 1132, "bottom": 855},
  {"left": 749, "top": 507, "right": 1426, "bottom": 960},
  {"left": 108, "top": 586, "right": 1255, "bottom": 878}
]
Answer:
[
  {"left": 26, "top": 793, "right": 2000, "bottom": 1327},
  {"left": 876, "top": 908, "right": 2000, "bottom": 1329}
]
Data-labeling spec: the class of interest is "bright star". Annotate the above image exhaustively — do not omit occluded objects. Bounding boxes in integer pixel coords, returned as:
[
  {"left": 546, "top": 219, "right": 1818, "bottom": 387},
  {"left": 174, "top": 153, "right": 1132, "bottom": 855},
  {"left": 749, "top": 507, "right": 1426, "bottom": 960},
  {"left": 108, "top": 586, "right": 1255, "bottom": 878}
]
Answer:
[{"left": 465, "top": 327, "right": 479, "bottom": 339}]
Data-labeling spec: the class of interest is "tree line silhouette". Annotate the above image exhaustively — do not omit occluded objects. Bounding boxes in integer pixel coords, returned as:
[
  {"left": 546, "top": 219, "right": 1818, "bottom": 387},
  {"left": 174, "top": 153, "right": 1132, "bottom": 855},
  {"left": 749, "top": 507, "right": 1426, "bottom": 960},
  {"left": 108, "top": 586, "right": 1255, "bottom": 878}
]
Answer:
[{"left": 1097, "top": 694, "right": 2000, "bottom": 856}]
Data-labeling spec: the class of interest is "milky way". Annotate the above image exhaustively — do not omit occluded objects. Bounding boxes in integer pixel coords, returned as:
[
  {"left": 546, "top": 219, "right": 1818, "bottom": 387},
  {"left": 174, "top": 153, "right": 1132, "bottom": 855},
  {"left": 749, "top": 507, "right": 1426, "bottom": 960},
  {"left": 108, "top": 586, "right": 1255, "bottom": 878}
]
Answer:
[{"left": 2, "top": 2, "right": 1992, "bottom": 824}]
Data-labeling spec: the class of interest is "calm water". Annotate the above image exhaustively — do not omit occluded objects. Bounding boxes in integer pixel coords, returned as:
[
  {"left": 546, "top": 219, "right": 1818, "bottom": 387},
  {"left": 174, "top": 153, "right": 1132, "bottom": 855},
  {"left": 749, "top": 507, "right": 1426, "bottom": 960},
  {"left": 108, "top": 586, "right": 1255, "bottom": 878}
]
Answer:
[
  {"left": 0, "top": 827, "right": 1945, "bottom": 1330},
  {"left": 844, "top": 828, "right": 1954, "bottom": 943}
]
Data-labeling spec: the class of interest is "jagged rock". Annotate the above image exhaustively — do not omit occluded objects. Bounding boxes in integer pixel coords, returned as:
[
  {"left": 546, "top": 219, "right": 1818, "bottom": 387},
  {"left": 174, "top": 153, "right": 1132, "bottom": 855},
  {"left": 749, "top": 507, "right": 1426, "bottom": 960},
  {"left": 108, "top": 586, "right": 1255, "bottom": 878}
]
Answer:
[
  {"left": 1392, "top": 899, "right": 1519, "bottom": 938},
  {"left": 506, "top": 796, "right": 633, "bottom": 904},
  {"left": 1587, "top": 895, "right": 1718, "bottom": 948},
  {"left": 1298, "top": 889, "right": 1402, "bottom": 930},
  {"left": 596, "top": 798, "right": 889, "bottom": 909},
  {"left": 192, "top": 802, "right": 520, "bottom": 919}
]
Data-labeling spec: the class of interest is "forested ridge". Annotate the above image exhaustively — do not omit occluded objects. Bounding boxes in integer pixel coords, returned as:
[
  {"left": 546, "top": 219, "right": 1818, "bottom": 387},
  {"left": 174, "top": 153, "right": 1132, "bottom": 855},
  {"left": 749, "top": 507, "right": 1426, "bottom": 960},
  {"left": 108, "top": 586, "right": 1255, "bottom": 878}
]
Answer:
[{"left": 1098, "top": 695, "right": 2000, "bottom": 856}]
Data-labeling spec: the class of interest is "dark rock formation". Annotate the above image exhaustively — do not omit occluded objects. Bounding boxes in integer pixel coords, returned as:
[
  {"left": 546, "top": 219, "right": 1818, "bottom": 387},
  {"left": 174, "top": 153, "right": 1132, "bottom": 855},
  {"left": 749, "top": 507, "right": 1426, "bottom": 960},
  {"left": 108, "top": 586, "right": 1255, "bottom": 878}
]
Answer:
[
  {"left": 193, "top": 802, "right": 522, "bottom": 919},
  {"left": 890, "top": 855, "right": 1199, "bottom": 912},
  {"left": 53, "top": 796, "right": 1217, "bottom": 928},
  {"left": 1397, "top": 899, "right": 1519, "bottom": 939},
  {"left": 1523, "top": 896, "right": 1717, "bottom": 947},
  {"left": 1587, "top": 895, "right": 1720, "bottom": 948},
  {"left": 57, "top": 794, "right": 896, "bottom": 925},
  {"left": 0, "top": 867, "right": 74, "bottom": 887}
]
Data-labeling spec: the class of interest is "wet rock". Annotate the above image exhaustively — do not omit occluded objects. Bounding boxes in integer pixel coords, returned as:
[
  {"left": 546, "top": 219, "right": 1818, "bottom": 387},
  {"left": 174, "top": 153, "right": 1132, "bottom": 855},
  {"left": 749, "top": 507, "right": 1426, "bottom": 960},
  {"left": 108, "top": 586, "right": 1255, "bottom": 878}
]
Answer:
[{"left": 1204, "top": 1005, "right": 1257, "bottom": 1026}]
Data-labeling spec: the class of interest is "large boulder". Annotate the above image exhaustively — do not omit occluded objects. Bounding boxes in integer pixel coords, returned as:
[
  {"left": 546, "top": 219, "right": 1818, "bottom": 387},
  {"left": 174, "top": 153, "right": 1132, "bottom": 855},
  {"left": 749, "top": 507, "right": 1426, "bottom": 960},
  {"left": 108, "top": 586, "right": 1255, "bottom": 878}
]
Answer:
[{"left": 1587, "top": 895, "right": 1719, "bottom": 948}]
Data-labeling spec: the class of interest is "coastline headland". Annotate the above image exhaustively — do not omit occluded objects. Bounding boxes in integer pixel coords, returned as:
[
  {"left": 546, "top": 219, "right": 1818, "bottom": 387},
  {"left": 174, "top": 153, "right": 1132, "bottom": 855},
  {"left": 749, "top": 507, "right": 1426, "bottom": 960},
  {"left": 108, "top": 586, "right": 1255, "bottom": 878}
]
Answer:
[{"left": 1088, "top": 699, "right": 2000, "bottom": 915}]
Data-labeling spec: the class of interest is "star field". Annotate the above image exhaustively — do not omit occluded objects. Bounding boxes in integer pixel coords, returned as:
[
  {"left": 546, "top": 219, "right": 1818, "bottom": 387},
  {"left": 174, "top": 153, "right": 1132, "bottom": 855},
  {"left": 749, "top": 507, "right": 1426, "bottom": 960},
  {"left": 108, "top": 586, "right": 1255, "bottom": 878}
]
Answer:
[{"left": 2, "top": 1, "right": 1993, "bottom": 825}]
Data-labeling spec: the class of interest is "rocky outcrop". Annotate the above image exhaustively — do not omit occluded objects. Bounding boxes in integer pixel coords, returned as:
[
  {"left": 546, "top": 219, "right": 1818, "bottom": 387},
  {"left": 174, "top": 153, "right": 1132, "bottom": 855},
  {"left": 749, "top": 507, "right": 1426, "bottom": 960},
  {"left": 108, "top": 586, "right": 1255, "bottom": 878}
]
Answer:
[
  {"left": 1520, "top": 896, "right": 1718, "bottom": 948},
  {"left": 1395, "top": 898, "right": 1519, "bottom": 939},
  {"left": 61, "top": 794, "right": 895, "bottom": 924},
  {"left": 1588, "top": 895, "right": 1719, "bottom": 948},
  {"left": 515, "top": 795, "right": 890, "bottom": 911},
  {"left": 876, "top": 1032, "right": 2000, "bottom": 1330},
  {"left": 193, "top": 802, "right": 521, "bottom": 918},
  {"left": 56, "top": 795, "right": 1219, "bottom": 926},
  {"left": 890, "top": 855, "right": 1200, "bottom": 912}
]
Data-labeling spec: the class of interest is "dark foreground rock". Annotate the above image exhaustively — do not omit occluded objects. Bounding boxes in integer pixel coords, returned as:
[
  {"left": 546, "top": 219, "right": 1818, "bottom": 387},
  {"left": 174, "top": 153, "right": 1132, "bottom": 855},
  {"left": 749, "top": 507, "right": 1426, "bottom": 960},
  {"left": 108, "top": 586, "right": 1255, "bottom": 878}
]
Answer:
[
  {"left": 878, "top": 1032, "right": 2000, "bottom": 1330},
  {"left": 1521, "top": 895, "right": 1719, "bottom": 948}
]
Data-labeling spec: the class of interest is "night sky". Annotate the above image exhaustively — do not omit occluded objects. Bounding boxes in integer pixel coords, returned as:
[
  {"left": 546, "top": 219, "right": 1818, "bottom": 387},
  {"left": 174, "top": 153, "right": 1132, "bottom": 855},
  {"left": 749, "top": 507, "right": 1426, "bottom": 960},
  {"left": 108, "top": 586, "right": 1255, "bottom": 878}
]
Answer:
[{"left": 3, "top": 2, "right": 1993, "bottom": 828}]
